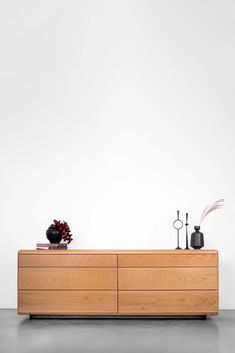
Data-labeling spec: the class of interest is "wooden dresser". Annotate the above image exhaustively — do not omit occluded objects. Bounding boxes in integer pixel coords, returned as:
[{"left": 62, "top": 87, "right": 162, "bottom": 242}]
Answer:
[{"left": 18, "top": 250, "right": 218, "bottom": 317}]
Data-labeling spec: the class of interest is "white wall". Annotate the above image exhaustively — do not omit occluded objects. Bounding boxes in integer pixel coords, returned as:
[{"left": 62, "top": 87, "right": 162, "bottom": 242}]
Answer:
[{"left": 0, "top": 0, "right": 234, "bottom": 309}]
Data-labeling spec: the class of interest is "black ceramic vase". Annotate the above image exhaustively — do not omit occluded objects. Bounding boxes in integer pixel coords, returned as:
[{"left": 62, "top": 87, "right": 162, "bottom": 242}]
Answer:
[
  {"left": 190, "top": 226, "right": 204, "bottom": 249},
  {"left": 46, "top": 227, "right": 62, "bottom": 244}
]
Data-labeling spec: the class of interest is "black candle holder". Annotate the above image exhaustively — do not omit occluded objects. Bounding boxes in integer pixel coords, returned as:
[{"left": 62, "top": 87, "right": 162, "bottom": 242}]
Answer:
[
  {"left": 173, "top": 210, "right": 183, "bottom": 250},
  {"left": 184, "top": 213, "right": 189, "bottom": 250}
]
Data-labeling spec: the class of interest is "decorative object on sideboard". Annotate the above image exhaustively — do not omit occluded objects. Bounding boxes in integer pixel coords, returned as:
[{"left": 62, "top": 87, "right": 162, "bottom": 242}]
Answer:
[
  {"left": 191, "top": 199, "right": 224, "bottom": 250},
  {"left": 36, "top": 243, "right": 67, "bottom": 250},
  {"left": 46, "top": 219, "right": 73, "bottom": 244},
  {"left": 191, "top": 226, "right": 204, "bottom": 249},
  {"left": 184, "top": 213, "right": 189, "bottom": 250},
  {"left": 46, "top": 227, "right": 61, "bottom": 244},
  {"left": 173, "top": 210, "right": 183, "bottom": 250}
]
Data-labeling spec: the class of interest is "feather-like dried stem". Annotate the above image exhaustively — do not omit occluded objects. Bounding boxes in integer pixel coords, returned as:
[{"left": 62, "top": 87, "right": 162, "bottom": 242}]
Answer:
[
  {"left": 199, "top": 205, "right": 209, "bottom": 225},
  {"left": 199, "top": 199, "right": 224, "bottom": 225}
]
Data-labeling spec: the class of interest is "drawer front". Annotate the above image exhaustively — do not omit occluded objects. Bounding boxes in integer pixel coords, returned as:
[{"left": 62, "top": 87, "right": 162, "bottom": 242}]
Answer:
[
  {"left": 118, "top": 254, "right": 217, "bottom": 267},
  {"left": 19, "top": 268, "right": 117, "bottom": 290},
  {"left": 118, "top": 268, "right": 217, "bottom": 290},
  {"left": 119, "top": 291, "right": 218, "bottom": 314},
  {"left": 19, "top": 254, "right": 117, "bottom": 267},
  {"left": 18, "top": 290, "right": 117, "bottom": 314}
]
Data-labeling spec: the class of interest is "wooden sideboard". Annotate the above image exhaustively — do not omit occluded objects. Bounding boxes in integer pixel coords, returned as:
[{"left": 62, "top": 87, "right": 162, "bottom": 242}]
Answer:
[{"left": 18, "top": 250, "right": 218, "bottom": 317}]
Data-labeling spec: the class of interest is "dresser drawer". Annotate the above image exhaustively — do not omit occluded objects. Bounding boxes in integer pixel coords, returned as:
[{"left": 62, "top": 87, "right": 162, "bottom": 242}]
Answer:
[
  {"left": 18, "top": 290, "right": 117, "bottom": 314},
  {"left": 19, "top": 268, "right": 117, "bottom": 290},
  {"left": 118, "top": 268, "right": 217, "bottom": 290},
  {"left": 118, "top": 254, "right": 217, "bottom": 267},
  {"left": 118, "top": 291, "right": 218, "bottom": 314},
  {"left": 18, "top": 254, "right": 117, "bottom": 267}
]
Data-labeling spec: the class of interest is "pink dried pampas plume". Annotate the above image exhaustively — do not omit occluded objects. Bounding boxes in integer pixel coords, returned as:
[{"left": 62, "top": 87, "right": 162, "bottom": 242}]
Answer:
[{"left": 199, "top": 199, "right": 224, "bottom": 225}]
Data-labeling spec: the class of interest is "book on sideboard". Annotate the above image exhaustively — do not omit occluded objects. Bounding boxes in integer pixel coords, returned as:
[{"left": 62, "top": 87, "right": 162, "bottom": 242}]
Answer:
[{"left": 36, "top": 243, "right": 67, "bottom": 250}]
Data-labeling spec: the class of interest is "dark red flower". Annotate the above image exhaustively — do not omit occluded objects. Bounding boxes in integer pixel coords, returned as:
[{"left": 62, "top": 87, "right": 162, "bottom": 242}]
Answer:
[{"left": 50, "top": 219, "right": 73, "bottom": 244}]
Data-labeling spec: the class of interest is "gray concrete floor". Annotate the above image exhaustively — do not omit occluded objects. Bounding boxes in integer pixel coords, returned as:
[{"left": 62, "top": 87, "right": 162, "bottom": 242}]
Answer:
[{"left": 0, "top": 310, "right": 235, "bottom": 353}]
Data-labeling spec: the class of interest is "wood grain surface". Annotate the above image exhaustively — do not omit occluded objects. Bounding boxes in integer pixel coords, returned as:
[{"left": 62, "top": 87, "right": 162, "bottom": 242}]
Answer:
[
  {"left": 18, "top": 250, "right": 218, "bottom": 255},
  {"left": 118, "top": 254, "right": 217, "bottom": 267},
  {"left": 19, "top": 268, "right": 117, "bottom": 290},
  {"left": 118, "top": 290, "right": 218, "bottom": 314},
  {"left": 18, "top": 290, "right": 117, "bottom": 314},
  {"left": 19, "top": 254, "right": 117, "bottom": 267},
  {"left": 118, "top": 268, "right": 217, "bottom": 290}
]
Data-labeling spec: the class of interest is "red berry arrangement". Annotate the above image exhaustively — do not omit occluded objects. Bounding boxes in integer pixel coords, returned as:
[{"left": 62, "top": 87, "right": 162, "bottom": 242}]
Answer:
[{"left": 50, "top": 219, "right": 73, "bottom": 244}]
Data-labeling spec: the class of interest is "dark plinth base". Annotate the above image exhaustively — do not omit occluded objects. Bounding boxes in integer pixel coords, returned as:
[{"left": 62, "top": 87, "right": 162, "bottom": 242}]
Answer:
[{"left": 29, "top": 314, "right": 207, "bottom": 320}]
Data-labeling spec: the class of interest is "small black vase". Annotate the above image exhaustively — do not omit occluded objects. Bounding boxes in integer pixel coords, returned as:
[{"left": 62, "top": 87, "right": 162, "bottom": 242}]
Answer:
[
  {"left": 46, "top": 227, "right": 62, "bottom": 244},
  {"left": 190, "top": 226, "right": 204, "bottom": 249}
]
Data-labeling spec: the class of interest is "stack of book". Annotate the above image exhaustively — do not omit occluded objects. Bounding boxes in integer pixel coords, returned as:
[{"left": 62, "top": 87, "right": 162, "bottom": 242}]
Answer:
[{"left": 36, "top": 243, "right": 67, "bottom": 250}]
